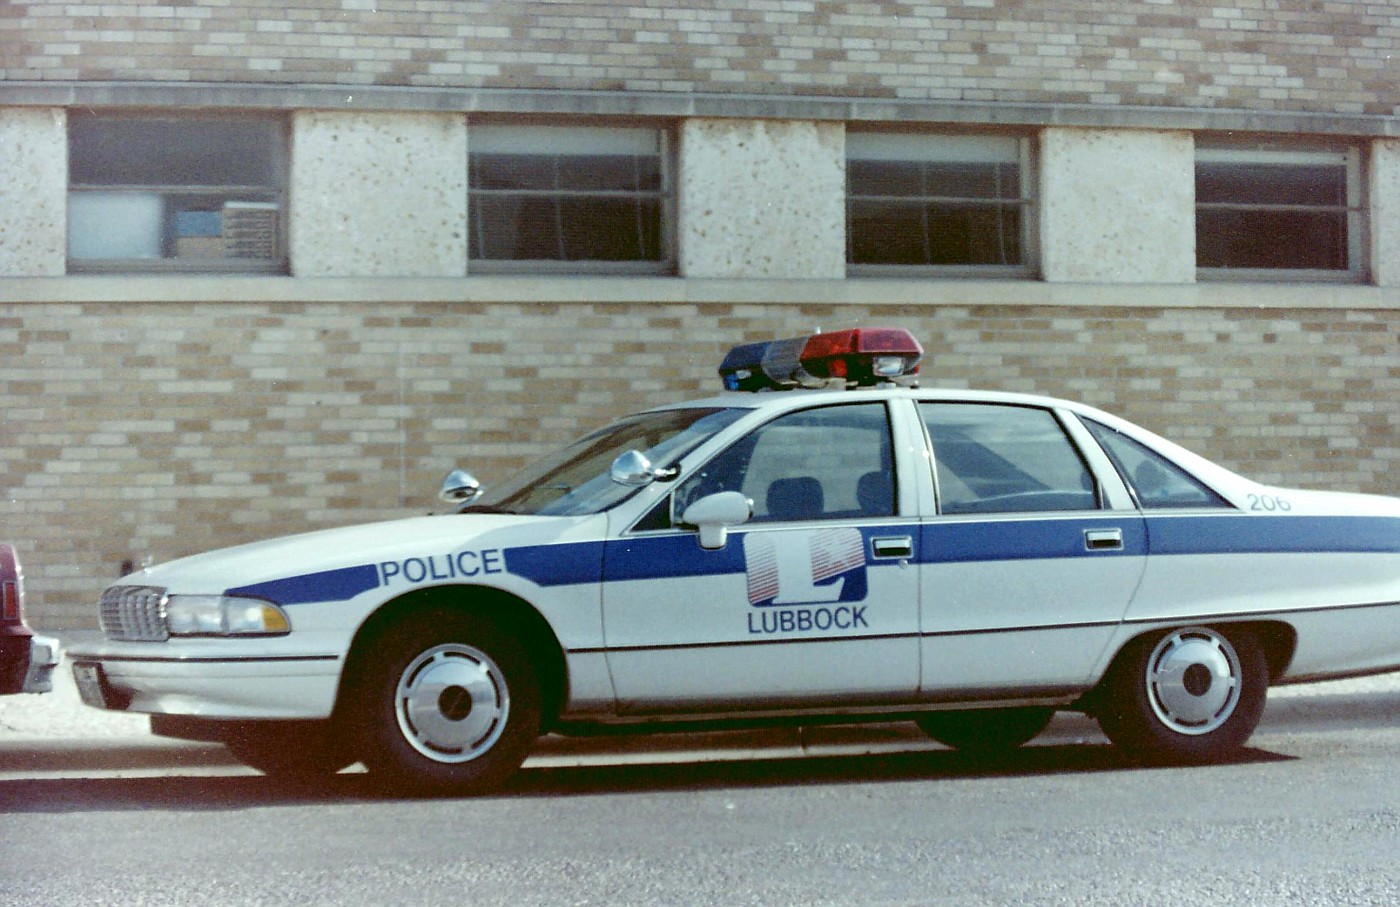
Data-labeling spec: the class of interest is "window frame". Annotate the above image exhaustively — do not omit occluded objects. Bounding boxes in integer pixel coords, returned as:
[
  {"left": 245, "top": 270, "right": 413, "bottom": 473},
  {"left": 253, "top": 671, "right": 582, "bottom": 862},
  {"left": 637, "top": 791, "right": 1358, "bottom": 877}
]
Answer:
[
  {"left": 1195, "top": 142, "right": 1367, "bottom": 283},
  {"left": 467, "top": 121, "right": 675, "bottom": 275},
  {"left": 845, "top": 130, "right": 1038, "bottom": 279},
  {"left": 66, "top": 110, "right": 289, "bottom": 275}
]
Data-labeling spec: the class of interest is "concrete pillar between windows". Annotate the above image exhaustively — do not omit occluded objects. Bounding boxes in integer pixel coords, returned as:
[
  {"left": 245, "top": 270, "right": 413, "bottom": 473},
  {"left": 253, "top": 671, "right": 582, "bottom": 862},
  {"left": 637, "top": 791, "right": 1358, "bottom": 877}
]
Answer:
[
  {"left": 1369, "top": 139, "right": 1400, "bottom": 287},
  {"left": 290, "top": 110, "right": 467, "bottom": 277},
  {"left": 1039, "top": 127, "right": 1195, "bottom": 284},
  {"left": 679, "top": 118, "right": 845, "bottom": 279},
  {"left": 0, "top": 107, "right": 67, "bottom": 277}
]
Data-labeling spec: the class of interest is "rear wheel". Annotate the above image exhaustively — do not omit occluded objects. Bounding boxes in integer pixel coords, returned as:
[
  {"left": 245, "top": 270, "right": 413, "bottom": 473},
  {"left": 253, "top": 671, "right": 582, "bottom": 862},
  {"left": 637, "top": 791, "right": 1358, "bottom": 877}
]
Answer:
[
  {"left": 1096, "top": 625, "right": 1268, "bottom": 764},
  {"left": 353, "top": 610, "right": 541, "bottom": 795},
  {"left": 915, "top": 707, "right": 1054, "bottom": 756}
]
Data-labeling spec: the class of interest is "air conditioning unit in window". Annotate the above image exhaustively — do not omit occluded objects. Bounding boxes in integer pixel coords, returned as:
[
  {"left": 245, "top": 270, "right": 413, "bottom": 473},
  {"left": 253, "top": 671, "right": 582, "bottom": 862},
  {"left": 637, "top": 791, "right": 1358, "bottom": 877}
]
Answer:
[{"left": 221, "top": 201, "right": 279, "bottom": 259}]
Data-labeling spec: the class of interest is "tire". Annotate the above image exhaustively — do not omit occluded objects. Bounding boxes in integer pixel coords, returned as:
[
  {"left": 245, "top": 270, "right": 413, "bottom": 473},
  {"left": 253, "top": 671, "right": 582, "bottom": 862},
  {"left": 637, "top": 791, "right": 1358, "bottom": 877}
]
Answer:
[
  {"left": 221, "top": 719, "right": 355, "bottom": 780},
  {"left": 915, "top": 707, "right": 1054, "bottom": 756},
  {"left": 1096, "top": 625, "right": 1268, "bottom": 765},
  {"left": 353, "top": 610, "right": 541, "bottom": 795}
]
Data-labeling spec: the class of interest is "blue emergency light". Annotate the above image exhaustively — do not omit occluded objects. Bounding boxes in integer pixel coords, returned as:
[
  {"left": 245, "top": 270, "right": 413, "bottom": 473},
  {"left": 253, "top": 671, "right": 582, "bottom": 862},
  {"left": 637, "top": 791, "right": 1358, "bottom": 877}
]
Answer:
[{"left": 719, "top": 328, "right": 923, "bottom": 391}]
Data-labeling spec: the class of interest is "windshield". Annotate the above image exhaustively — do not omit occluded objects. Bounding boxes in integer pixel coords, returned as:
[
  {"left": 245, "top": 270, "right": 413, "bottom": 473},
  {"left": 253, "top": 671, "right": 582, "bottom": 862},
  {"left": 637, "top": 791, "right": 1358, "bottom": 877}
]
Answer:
[{"left": 463, "top": 407, "right": 748, "bottom": 516}]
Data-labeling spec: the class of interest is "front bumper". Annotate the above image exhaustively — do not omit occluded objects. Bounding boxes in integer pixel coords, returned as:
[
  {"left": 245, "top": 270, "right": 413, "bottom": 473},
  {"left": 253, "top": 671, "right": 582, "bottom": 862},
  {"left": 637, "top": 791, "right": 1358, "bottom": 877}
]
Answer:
[{"left": 66, "top": 640, "right": 343, "bottom": 720}]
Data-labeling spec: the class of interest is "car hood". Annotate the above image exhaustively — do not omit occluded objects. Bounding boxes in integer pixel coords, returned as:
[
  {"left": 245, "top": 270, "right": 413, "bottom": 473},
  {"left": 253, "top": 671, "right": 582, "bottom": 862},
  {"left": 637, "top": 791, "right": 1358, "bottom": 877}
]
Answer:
[{"left": 120, "top": 512, "right": 568, "bottom": 598}]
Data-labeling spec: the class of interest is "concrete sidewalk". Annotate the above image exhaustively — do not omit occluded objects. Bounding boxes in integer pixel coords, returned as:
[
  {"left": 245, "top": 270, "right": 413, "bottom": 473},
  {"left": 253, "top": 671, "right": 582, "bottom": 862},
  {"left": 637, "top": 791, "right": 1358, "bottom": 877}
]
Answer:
[{"left": 3, "top": 633, "right": 1398, "bottom": 778}]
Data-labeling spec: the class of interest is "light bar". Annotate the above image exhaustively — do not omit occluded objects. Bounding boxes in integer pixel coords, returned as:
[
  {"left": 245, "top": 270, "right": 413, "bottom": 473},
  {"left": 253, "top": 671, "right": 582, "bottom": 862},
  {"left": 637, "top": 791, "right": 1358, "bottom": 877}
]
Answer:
[{"left": 719, "top": 328, "right": 923, "bottom": 391}]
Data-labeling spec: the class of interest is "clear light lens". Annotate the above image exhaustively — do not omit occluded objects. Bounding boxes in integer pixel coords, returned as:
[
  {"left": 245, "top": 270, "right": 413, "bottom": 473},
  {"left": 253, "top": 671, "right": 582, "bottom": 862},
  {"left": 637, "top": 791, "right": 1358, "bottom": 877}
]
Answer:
[
  {"left": 166, "top": 595, "right": 291, "bottom": 636},
  {"left": 872, "top": 355, "right": 905, "bottom": 377}
]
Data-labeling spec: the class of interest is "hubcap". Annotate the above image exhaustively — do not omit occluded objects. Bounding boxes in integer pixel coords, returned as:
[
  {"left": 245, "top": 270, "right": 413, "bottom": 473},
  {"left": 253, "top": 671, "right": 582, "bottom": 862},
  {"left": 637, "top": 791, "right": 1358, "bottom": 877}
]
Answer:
[
  {"left": 1145, "top": 628, "right": 1242, "bottom": 736},
  {"left": 395, "top": 643, "right": 509, "bottom": 763}
]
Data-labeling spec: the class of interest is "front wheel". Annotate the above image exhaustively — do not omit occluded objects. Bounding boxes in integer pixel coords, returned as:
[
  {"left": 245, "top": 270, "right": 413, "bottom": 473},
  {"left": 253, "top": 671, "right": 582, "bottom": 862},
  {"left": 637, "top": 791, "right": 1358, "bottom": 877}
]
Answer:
[
  {"left": 353, "top": 610, "right": 541, "bottom": 795},
  {"left": 1096, "top": 626, "right": 1268, "bottom": 765}
]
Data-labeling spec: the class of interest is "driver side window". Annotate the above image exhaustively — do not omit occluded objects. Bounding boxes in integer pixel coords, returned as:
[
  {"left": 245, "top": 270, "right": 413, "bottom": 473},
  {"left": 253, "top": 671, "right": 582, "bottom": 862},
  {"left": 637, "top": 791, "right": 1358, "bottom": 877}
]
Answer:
[{"left": 669, "top": 403, "right": 896, "bottom": 526}]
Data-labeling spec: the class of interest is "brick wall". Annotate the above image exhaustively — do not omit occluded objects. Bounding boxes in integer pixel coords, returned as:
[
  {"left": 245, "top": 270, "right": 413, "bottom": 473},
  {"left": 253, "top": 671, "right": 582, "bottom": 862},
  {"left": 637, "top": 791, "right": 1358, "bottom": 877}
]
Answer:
[
  {"left": 3, "top": 298, "right": 1396, "bottom": 628},
  {"left": 4, "top": 1, "right": 1398, "bottom": 116}
]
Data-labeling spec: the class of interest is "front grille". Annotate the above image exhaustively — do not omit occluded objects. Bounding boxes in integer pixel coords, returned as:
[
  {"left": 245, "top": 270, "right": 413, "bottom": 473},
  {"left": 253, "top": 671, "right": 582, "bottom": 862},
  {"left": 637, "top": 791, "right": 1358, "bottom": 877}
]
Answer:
[{"left": 100, "top": 586, "right": 170, "bottom": 641}]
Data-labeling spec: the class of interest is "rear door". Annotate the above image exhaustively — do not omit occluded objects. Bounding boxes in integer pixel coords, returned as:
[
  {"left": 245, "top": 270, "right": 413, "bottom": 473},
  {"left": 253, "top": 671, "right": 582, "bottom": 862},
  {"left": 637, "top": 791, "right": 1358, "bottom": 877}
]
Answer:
[{"left": 915, "top": 401, "right": 1147, "bottom": 700}]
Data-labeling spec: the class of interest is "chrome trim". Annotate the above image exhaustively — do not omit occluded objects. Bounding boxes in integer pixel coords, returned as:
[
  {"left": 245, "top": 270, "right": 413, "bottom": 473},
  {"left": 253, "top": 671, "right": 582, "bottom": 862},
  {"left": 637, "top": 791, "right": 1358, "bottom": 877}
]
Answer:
[
  {"left": 100, "top": 585, "right": 170, "bottom": 641},
  {"left": 22, "top": 635, "right": 60, "bottom": 693},
  {"left": 1084, "top": 528, "right": 1125, "bottom": 551},
  {"left": 871, "top": 535, "right": 914, "bottom": 559}
]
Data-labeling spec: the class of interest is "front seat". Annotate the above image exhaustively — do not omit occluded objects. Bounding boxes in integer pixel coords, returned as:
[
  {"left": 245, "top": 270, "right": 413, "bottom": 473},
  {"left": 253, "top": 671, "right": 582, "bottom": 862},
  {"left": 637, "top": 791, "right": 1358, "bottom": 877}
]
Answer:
[{"left": 766, "top": 477, "right": 824, "bottom": 522}]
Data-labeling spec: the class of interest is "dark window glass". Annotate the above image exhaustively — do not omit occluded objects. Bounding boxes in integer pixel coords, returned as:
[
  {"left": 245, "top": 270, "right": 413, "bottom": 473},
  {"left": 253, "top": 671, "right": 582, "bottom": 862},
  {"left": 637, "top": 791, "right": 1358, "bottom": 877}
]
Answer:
[
  {"left": 1195, "top": 157, "right": 1354, "bottom": 272},
  {"left": 70, "top": 117, "right": 280, "bottom": 187},
  {"left": 469, "top": 127, "right": 668, "bottom": 269},
  {"left": 847, "top": 142, "right": 1028, "bottom": 269}
]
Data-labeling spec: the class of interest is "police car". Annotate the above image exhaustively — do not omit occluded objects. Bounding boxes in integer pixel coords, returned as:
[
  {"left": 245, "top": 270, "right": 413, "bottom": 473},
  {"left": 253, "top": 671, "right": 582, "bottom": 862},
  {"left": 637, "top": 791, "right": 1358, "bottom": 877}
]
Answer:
[{"left": 69, "top": 328, "right": 1400, "bottom": 793}]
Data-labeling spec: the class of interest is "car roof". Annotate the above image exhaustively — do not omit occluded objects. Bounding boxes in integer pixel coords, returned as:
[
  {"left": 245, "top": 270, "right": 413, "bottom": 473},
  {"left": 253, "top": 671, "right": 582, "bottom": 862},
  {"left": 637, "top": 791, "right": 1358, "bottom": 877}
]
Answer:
[{"left": 646, "top": 385, "right": 1111, "bottom": 418}]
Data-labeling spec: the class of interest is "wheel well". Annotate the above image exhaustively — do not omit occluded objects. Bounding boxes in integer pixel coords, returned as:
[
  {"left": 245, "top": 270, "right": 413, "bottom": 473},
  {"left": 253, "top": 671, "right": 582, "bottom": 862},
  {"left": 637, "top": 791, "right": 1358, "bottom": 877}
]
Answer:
[
  {"left": 1128, "top": 620, "right": 1296, "bottom": 676},
  {"left": 1243, "top": 620, "right": 1298, "bottom": 682},
  {"left": 337, "top": 585, "right": 569, "bottom": 732},
  {"left": 1083, "top": 619, "right": 1298, "bottom": 713}
]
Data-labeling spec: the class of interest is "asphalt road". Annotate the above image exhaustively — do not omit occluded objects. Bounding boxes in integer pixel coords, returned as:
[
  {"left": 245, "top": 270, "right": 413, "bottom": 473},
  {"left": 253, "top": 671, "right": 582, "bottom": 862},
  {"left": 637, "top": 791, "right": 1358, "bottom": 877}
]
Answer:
[{"left": 2, "top": 674, "right": 1399, "bottom": 906}]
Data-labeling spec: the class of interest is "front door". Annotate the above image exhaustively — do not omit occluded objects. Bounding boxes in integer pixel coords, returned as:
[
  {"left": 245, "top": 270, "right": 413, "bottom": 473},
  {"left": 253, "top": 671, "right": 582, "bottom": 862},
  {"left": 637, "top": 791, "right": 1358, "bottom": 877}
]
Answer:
[{"left": 602, "top": 401, "right": 921, "bottom": 713}]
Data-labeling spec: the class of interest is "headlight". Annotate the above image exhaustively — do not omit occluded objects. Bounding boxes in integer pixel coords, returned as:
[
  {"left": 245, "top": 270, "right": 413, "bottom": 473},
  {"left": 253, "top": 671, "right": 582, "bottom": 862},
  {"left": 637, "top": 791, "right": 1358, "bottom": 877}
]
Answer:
[{"left": 165, "top": 595, "right": 291, "bottom": 637}]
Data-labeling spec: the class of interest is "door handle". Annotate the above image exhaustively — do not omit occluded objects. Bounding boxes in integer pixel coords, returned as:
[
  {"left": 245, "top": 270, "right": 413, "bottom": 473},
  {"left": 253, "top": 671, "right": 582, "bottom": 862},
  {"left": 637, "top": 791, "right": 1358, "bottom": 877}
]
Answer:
[
  {"left": 871, "top": 536, "right": 913, "bottom": 559},
  {"left": 1084, "top": 528, "right": 1124, "bottom": 551}
]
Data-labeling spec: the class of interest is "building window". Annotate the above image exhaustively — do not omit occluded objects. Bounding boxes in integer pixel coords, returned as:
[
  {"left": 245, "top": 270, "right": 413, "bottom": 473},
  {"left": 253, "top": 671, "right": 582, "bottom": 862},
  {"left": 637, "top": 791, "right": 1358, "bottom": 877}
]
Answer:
[
  {"left": 1196, "top": 145, "right": 1364, "bottom": 278},
  {"left": 847, "top": 133, "right": 1033, "bottom": 275},
  {"left": 468, "top": 124, "right": 671, "bottom": 273},
  {"left": 67, "top": 113, "right": 286, "bottom": 273}
]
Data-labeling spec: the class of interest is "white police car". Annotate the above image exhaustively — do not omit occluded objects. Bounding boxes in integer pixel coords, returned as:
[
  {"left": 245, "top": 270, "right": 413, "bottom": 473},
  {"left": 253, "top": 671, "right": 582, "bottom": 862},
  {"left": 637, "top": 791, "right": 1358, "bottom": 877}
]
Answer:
[{"left": 70, "top": 328, "right": 1400, "bottom": 792}]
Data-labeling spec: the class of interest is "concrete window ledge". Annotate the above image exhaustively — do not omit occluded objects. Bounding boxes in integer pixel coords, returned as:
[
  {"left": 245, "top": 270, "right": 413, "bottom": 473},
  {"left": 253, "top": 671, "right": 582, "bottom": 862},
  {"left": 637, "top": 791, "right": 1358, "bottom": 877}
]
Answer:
[{"left": 1, "top": 275, "right": 1397, "bottom": 312}]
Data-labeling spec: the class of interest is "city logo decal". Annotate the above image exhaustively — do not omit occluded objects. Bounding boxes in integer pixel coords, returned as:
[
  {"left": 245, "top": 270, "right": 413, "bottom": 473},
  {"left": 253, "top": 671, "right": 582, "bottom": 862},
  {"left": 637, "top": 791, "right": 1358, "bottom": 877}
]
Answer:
[{"left": 743, "top": 528, "right": 869, "bottom": 635}]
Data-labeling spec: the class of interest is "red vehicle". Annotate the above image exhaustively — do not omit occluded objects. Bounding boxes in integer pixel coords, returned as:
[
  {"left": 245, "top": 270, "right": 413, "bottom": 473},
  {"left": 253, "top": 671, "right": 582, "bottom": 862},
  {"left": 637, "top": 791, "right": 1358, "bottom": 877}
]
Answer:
[{"left": 0, "top": 543, "right": 59, "bottom": 695}]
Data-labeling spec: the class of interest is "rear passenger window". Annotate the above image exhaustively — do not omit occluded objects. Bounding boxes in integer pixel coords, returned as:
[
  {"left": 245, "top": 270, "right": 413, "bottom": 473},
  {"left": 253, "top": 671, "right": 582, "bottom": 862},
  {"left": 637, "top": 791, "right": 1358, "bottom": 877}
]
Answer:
[
  {"left": 1083, "top": 420, "right": 1231, "bottom": 510},
  {"left": 920, "top": 403, "right": 1098, "bottom": 514}
]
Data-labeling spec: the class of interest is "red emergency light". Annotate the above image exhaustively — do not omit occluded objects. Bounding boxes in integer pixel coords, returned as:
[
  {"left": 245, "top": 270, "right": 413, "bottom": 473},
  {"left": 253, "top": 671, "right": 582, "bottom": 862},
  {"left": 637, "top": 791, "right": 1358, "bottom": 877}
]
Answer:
[{"left": 719, "top": 327, "right": 923, "bottom": 391}]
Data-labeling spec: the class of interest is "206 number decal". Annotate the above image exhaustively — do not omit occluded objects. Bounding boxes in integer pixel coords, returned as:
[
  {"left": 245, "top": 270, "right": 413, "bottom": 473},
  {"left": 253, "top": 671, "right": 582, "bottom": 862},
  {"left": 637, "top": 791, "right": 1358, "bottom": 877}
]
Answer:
[{"left": 1247, "top": 493, "right": 1293, "bottom": 512}]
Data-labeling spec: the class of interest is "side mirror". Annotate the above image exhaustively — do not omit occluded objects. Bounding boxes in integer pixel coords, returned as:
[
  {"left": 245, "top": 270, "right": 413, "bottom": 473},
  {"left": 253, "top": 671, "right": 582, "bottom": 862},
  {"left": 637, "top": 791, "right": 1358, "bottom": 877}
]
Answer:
[
  {"left": 438, "top": 469, "right": 482, "bottom": 504},
  {"left": 682, "top": 491, "right": 753, "bottom": 550},
  {"left": 610, "top": 450, "right": 679, "bottom": 487}
]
